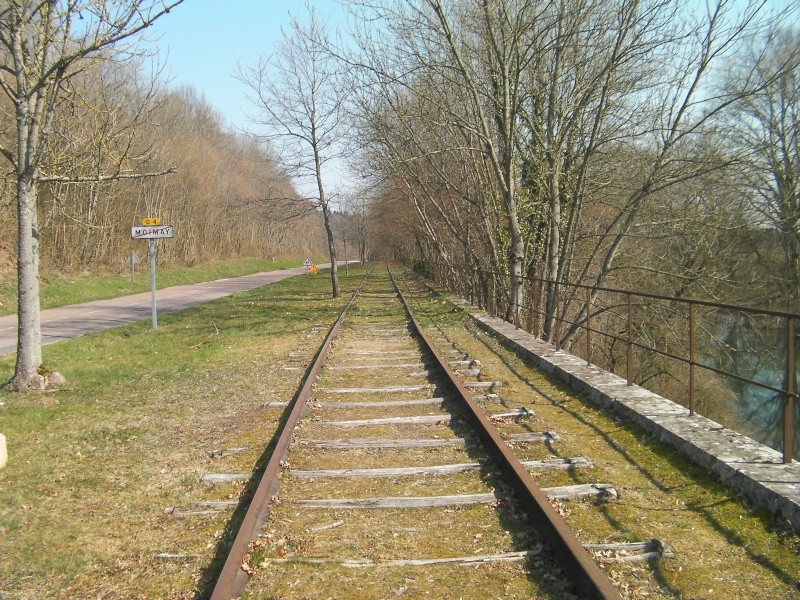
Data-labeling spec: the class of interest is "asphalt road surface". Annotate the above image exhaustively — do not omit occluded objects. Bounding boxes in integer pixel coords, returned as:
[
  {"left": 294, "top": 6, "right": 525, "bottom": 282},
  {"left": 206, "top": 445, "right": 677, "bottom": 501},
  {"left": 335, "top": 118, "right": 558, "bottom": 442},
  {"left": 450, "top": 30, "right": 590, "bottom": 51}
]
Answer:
[{"left": 0, "top": 265, "right": 325, "bottom": 356}]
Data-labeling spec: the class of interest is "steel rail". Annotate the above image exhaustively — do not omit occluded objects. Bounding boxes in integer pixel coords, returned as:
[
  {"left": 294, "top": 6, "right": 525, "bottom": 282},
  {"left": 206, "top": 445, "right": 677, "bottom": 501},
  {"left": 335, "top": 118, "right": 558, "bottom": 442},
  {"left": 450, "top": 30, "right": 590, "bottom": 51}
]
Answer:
[
  {"left": 210, "top": 270, "right": 371, "bottom": 600},
  {"left": 390, "top": 270, "right": 623, "bottom": 600}
]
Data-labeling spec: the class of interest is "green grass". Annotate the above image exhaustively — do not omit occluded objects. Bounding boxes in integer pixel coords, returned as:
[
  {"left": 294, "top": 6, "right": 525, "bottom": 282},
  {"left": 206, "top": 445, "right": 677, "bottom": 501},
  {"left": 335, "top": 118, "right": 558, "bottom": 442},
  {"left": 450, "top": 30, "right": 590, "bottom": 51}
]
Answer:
[
  {"left": 0, "top": 257, "right": 304, "bottom": 317},
  {"left": 2, "top": 267, "right": 797, "bottom": 599},
  {"left": 399, "top": 275, "right": 800, "bottom": 600},
  {"left": 0, "top": 266, "right": 362, "bottom": 598}
]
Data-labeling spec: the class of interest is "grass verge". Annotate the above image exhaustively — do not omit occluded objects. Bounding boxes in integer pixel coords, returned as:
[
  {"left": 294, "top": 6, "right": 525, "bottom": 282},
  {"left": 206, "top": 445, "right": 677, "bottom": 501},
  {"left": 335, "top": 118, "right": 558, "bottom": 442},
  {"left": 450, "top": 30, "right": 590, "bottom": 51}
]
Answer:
[{"left": 0, "top": 266, "right": 362, "bottom": 599}]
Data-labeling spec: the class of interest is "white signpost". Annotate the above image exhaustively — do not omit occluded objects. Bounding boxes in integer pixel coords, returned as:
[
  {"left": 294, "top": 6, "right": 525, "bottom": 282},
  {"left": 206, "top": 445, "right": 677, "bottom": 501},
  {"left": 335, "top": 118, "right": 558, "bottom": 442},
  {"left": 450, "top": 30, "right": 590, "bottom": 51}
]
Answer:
[{"left": 131, "top": 221, "right": 174, "bottom": 330}]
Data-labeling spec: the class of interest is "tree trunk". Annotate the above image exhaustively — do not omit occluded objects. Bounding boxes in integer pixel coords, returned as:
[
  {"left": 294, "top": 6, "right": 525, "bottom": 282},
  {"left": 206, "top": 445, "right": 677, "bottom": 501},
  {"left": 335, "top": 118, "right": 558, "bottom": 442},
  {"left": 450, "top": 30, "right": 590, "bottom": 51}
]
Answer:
[
  {"left": 507, "top": 202, "right": 524, "bottom": 324},
  {"left": 543, "top": 175, "right": 562, "bottom": 342},
  {"left": 321, "top": 203, "right": 339, "bottom": 298},
  {"left": 314, "top": 136, "right": 339, "bottom": 297},
  {"left": 8, "top": 176, "right": 44, "bottom": 391}
]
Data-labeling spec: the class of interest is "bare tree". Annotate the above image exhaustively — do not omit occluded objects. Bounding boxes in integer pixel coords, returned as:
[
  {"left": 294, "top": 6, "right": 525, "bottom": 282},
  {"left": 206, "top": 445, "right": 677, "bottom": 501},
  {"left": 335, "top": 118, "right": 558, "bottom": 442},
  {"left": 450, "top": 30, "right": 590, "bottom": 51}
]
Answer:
[
  {"left": 0, "top": 0, "right": 183, "bottom": 391},
  {"left": 511, "top": 0, "right": 778, "bottom": 346},
  {"left": 239, "top": 4, "right": 347, "bottom": 298},
  {"left": 337, "top": 194, "right": 370, "bottom": 264},
  {"left": 724, "top": 25, "right": 800, "bottom": 310},
  {"left": 344, "top": 0, "right": 546, "bottom": 317},
  {"left": 348, "top": 0, "right": 791, "bottom": 347}
]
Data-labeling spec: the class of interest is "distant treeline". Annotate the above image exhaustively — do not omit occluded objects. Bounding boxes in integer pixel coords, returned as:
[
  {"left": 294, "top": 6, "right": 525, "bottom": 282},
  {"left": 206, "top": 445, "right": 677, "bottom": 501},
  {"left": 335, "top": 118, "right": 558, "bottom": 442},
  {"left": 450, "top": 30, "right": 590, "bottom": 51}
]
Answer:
[{"left": 0, "top": 68, "right": 326, "bottom": 275}]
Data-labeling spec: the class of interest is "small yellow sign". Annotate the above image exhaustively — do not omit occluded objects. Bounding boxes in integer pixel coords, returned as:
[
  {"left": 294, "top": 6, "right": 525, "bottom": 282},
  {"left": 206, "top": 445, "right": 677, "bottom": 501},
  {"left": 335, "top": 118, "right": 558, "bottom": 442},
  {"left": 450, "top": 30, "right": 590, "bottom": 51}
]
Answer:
[
  {"left": 308, "top": 264, "right": 318, "bottom": 274},
  {"left": 142, "top": 217, "right": 161, "bottom": 226}
]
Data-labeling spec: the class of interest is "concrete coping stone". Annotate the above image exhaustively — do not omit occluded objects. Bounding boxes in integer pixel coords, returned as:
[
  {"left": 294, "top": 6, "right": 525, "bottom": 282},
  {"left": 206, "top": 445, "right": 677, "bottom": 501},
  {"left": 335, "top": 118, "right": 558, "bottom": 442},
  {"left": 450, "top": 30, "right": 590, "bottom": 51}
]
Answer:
[{"left": 466, "top": 309, "right": 800, "bottom": 533}]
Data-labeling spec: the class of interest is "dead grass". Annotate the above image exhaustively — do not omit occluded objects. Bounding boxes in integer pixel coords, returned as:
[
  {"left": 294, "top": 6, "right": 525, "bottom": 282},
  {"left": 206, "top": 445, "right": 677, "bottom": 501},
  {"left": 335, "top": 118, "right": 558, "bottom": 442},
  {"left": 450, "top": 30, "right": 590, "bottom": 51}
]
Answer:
[
  {"left": 243, "top": 560, "right": 553, "bottom": 600},
  {"left": 288, "top": 444, "right": 484, "bottom": 471},
  {"left": 281, "top": 471, "right": 493, "bottom": 499},
  {"left": 0, "top": 270, "right": 354, "bottom": 599}
]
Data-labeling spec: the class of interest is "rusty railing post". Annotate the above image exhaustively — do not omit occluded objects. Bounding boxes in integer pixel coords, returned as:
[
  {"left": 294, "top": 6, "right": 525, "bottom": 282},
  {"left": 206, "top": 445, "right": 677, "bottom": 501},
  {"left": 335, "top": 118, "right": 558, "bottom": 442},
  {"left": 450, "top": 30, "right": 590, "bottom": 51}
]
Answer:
[
  {"left": 491, "top": 277, "right": 496, "bottom": 316},
  {"left": 585, "top": 286, "right": 592, "bottom": 366},
  {"left": 627, "top": 293, "right": 633, "bottom": 386},
  {"left": 533, "top": 278, "right": 540, "bottom": 338},
  {"left": 555, "top": 284, "right": 562, "bottom": 351},
  {"left": 785, "top": 317, "right": 795, "bottom": 464},
  {"left": 472, "top": 273, "right": 476, "bottom": 306},
  {"left": 689, "top": 303, "right": 695, "bottom": 416}
]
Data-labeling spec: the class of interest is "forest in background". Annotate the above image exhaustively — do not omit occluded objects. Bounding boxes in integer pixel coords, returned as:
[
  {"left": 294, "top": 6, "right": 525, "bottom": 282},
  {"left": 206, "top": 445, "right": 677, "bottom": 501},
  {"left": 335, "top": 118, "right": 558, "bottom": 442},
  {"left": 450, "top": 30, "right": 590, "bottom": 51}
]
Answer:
[{"left": 0, "top": 64, "right": 328, "bottom": 279}]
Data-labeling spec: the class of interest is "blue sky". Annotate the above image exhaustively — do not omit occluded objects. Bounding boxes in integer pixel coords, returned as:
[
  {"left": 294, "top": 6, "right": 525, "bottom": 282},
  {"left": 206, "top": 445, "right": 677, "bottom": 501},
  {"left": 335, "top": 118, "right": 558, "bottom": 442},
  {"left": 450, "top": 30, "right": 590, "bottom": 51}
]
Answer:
[{"left": 146, "top": 1, "right": 345, "bottom": 132}]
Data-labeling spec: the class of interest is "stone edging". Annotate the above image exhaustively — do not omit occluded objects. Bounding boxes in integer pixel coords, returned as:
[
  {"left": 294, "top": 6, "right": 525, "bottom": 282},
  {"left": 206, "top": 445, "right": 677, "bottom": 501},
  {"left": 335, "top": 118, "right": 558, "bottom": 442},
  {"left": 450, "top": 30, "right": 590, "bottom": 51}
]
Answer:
[{"left": 466, "top": 308, "right": 800, "bottom": 532}]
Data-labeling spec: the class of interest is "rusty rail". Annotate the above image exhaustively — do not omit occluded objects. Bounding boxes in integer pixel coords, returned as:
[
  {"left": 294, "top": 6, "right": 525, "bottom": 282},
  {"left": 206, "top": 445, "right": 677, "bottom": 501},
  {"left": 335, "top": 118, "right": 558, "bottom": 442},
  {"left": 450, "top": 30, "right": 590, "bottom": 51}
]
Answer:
[
  {"left": 212, "top": 268, "right": 622, "bottom": 599},
  {"left": 209, "top": 270, "right": 371, "bottom": 599},
  {"left": 390, "top": 270, "right": 622, "bottom": 600}
]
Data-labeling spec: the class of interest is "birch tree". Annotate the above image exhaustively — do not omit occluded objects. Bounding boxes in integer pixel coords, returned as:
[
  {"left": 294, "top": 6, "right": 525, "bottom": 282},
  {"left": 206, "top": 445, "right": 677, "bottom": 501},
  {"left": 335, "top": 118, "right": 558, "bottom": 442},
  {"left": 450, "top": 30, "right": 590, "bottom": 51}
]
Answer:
[{"left": 0, "top": 0, "right": 183, "bottom": 391}]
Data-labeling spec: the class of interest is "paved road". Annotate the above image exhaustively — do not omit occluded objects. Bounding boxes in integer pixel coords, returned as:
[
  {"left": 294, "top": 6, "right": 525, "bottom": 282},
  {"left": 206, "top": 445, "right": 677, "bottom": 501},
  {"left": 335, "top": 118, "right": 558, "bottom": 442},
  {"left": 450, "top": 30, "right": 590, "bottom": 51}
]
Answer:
[{"left": 0, "top": 265, "right": 324, "bottom": 356}]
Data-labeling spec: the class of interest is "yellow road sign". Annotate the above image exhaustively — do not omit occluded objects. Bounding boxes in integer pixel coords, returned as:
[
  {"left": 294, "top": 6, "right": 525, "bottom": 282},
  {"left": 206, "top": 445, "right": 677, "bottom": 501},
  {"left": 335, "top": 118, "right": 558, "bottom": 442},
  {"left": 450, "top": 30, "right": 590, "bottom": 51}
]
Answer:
[
  {"left": 308, "top": 264, "right": 318, "bottom": 274},
  {"left": 142, "top": 217, "right": 161, "bottom": 226}
]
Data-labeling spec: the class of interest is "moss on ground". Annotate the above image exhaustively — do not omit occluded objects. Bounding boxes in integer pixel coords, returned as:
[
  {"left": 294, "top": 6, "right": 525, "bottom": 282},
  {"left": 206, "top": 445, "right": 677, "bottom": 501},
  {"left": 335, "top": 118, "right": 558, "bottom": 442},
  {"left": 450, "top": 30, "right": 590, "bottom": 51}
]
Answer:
[{"left": 402, "top": 274, "right": 800, "bottom": 600}]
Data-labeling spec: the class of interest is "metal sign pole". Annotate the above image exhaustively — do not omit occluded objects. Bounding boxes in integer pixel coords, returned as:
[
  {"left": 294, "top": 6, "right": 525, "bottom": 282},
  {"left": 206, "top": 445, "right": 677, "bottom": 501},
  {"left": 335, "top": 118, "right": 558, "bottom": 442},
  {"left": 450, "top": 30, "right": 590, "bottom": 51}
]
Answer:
[
  {"left": 149, "top": 239, "right": 157, "bottom": 330},
  {"left": 131, "top": 219, "right": 172, "bottom": 332}
]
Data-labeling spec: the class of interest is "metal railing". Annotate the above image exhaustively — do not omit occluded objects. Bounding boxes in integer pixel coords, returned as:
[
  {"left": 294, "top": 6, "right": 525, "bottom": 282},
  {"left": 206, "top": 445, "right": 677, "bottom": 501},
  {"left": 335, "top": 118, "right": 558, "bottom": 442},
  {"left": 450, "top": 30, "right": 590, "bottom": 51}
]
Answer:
[{"left": 458, "top": 270, "right": 798, "bottom": 464}]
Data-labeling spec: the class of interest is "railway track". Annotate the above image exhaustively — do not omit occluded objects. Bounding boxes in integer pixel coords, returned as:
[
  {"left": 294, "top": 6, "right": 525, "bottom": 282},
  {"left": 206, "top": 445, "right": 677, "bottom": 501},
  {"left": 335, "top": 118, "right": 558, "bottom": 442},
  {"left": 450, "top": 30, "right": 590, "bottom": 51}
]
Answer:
[{"left": 196, "top": 269, "right": 673, "bottom": 599}]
